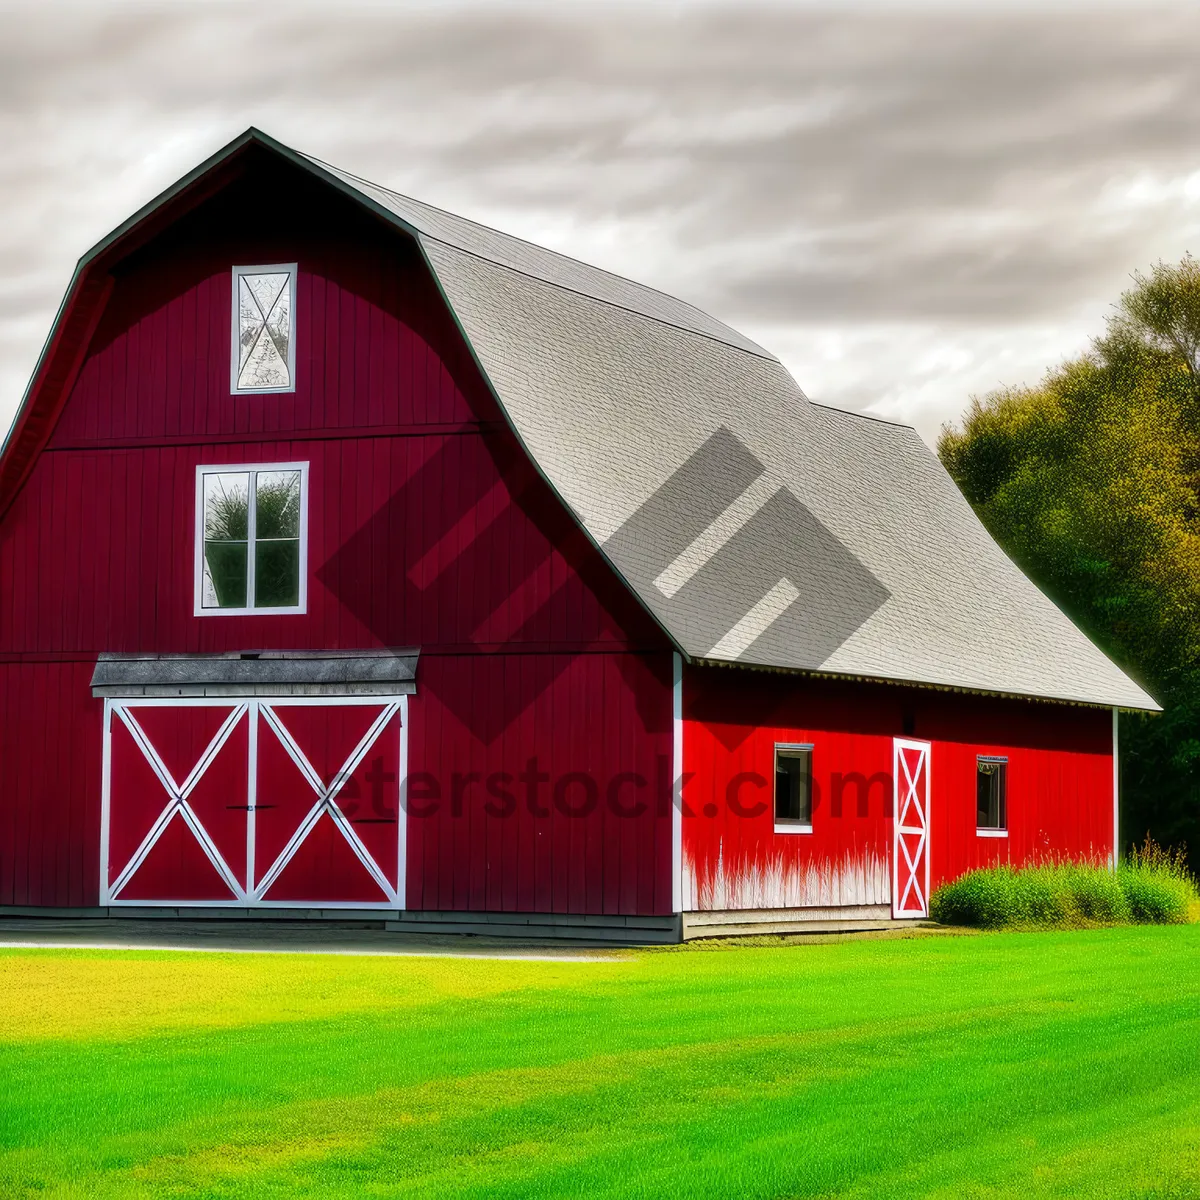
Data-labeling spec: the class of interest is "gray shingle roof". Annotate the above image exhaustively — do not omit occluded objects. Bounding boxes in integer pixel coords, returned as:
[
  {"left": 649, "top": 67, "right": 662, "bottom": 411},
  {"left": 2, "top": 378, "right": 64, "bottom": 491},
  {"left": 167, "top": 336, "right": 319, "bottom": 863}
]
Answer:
[
  {"left": 5, "top": 130, "right": 1151, "bottom": 712},
  {"left": 311, "top": 160, "right": 1155, "bottom": 711},
  {"left": 312, "top": 158, "right": 771, "bottom": 358}
]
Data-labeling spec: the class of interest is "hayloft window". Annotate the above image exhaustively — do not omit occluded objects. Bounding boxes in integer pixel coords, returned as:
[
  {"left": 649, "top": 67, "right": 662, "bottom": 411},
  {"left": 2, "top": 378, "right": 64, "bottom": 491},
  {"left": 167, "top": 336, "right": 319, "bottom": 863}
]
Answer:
[
  {"left": 232, "top": 264, "right": 296, "bottom": 393},
  {"left": 976, "top": 756, "right": 1008, "bottom": 835},
  {"left": 774, "top": 744, "right": 813, "bottom": 833},
  {"left": 195, "top": 463, "right": 308, "bottom": 616}
]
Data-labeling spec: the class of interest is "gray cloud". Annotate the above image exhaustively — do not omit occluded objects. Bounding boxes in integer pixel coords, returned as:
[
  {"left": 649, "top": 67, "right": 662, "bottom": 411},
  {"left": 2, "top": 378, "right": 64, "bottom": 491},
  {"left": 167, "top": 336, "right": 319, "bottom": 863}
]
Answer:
[
  {"left": 718, "top": 221, "right": 1159, "bottom": 323},
  {"left": 2, "top": 2, "right": 1200, "bottom": 441}
]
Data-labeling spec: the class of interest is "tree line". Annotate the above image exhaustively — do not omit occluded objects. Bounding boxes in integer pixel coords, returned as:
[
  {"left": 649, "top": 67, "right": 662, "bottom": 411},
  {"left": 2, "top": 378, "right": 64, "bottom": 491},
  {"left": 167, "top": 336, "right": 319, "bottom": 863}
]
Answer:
[{"left": 938, "top": 255, "right": 1200, "bottom": 867}]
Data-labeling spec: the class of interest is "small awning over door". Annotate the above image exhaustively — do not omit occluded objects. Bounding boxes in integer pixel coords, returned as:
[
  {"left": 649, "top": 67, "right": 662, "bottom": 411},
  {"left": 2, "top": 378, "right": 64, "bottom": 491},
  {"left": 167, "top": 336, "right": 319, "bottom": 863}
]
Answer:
[{"left": 91, "top": 649, "right": 419, "bottom": 698}]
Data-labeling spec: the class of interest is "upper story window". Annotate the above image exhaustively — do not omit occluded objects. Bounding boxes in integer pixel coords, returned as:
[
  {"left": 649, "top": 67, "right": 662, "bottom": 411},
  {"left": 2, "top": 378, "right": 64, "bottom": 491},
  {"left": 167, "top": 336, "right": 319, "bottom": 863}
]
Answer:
[
  {"left": 232, "top": 264, "right": 296, "bottom": 393},
  {"left": 774, "top": 743, "right": 814, "bottom": 833},
  {"left": 195, "top": 462, "right": 308, "bottom": 616},
  {"left": 976, "top": 756, "right": 1008, "bottom": 835}
]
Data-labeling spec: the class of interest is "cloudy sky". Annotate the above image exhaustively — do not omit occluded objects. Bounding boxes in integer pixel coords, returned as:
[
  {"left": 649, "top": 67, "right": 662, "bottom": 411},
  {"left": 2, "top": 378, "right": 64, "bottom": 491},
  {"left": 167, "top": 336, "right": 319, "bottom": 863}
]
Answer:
[{"left": 3, "top": 1, "right": 1200, "bottom": 444}]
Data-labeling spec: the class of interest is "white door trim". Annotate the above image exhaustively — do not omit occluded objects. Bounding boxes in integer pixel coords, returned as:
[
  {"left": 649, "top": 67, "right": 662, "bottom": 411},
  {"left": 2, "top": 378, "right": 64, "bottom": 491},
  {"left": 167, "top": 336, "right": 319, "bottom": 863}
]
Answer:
[
  {"left": 892, "top": 737, "right": 931, "bottom": 918},
  {"left": 107, "top": 702, "right": 249, "bottom": 902},
  {"left": 100, "top": 695, "right": 407, "bottom": 909},
  {"left": 672, "top": 651, "right": 683, "bottom": 914},
  {"left": 252, "top": 701, "right": 401, "bottom": 904}
]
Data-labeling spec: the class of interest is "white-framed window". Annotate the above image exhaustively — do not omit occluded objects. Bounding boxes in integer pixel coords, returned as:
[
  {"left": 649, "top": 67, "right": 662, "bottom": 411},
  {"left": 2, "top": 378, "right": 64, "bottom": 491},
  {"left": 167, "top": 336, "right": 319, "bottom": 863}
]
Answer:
[
  {"left": 232, "top": 264, "right": 297, "bottom": 393},
  {"left": 194, "top": 462, "right": 308, "bottom": 616},
  {"left": 774, "top": 743, "right": 814, "bottom": 833},
  {"left": 976, "top": 755, "right": 1008, "bottom": 836}
]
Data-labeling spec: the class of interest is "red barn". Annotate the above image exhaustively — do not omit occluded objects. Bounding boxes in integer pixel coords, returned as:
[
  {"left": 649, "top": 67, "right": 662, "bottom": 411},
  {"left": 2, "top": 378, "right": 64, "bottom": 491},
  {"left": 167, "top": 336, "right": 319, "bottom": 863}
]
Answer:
[{"left": 0, "top": 130, "right": 1157, "bottom": 941}]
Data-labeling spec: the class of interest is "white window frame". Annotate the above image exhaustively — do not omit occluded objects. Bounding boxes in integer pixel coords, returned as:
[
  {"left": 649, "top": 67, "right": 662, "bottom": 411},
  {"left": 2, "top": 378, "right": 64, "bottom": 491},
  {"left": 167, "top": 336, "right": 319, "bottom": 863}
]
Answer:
[
  {"left": 194, "top": 461, "right": 309, "bottom": 617},
  {"left": 976, "top": 754, "right": 1009, "bottom": 837},
  {"left": 231, "top": 264, "right": 297, "bottom": 395},
  {"left": 774, "top": 742, "right": 814, "bottom": 834}
]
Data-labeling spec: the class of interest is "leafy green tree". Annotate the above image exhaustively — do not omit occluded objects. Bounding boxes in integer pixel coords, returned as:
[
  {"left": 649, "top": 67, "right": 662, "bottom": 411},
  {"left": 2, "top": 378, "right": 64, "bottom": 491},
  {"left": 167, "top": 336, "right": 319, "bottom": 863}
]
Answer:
[{"left": 939, "top": 256, "right": 1200, "bottom": 865}]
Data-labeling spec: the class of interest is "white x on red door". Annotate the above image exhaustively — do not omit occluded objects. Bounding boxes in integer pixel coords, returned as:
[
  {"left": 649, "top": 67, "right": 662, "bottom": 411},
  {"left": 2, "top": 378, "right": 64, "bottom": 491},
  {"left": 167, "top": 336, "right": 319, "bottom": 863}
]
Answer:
[
  {"left": 892, "top": 738, "right": 931, "bottom": 918},
  {"left": 101, "top": 697, "right": 406, "bottom": 907}
]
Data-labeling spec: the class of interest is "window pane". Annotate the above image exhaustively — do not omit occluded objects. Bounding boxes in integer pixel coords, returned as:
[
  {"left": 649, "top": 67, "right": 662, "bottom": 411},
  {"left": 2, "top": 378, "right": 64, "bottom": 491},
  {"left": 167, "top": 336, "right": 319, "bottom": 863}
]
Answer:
[
  {"left": 255, "top": 470, "right": 302, "bottom": 539},
  {"left": 976, "top": 765, "right": 994, "bottom": 826},
  {"left": 977, "top": 760, "right": 1007, "bottom": 828},
  {"left": 775, "top": 761, "right": 796, "bottom": 820},
  {"left": 203, "top": 540, "right": 248, "bottom": 608},
  {"left": 775, "top": 749, "right": 812, "bottom": 823},
  {"left": 255, "top": 539, "right": 300, "bottom": 607},
  {"left": 203, "top": 472, "right": 250, "bottom": 541},
  {"left": 237, "top": 271, "right": 292, "bottom": 390}
]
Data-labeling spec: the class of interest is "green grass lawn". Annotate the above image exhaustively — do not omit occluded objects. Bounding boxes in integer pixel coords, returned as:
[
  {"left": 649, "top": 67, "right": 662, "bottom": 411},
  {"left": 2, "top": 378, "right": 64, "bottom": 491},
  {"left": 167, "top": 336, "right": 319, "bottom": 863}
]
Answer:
[{"left": 2, "top": 927, "right": 1199, "bottom": 1198}]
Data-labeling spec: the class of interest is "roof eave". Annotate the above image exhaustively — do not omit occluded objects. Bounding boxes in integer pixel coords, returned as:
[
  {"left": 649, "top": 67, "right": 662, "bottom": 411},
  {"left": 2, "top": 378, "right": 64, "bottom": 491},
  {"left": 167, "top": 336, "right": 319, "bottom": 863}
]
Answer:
[{"left": 692, "top": 655, "right": 1161, "bottom": 713}]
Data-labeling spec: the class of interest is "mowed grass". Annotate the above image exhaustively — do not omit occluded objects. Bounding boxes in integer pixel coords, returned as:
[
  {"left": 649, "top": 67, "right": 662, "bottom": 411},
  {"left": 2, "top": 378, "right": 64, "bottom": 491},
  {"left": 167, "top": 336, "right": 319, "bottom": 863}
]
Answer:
[{"left": 2, "top": 927, "right": 1200, "bottom": 1198}]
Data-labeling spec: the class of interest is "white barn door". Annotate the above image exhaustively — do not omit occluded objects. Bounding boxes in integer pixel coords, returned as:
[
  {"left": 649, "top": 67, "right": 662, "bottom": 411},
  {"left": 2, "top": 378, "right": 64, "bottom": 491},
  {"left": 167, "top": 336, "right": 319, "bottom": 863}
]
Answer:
[
  {"left": 100, "top": 696, "right": 407, "bottom": 908},
  {"left": 892, "top": 738, "right": 931, "bottom": 918}
]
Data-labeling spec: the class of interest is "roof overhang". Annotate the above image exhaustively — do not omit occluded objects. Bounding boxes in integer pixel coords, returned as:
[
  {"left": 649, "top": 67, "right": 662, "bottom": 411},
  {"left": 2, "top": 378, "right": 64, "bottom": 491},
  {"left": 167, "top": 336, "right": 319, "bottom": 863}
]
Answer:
[{"left": 692, "top": 656, "right": 1160, "bottom": 714}]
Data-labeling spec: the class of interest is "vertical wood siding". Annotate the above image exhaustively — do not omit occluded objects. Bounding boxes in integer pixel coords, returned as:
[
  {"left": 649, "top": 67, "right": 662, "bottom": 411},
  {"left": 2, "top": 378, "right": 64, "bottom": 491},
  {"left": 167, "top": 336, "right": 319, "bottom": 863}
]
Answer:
[
  {"left": 0, "top": 161, "right": 673, "bottom": 912},
  {"left": 683, "top": 667, "right": 1114, "bottom": 911},
  {"left": 408, "top": 652, "right": 674, "bottom": 916},
  {"left": 0, "top": 662, "right": 100, "bottom": 908}
]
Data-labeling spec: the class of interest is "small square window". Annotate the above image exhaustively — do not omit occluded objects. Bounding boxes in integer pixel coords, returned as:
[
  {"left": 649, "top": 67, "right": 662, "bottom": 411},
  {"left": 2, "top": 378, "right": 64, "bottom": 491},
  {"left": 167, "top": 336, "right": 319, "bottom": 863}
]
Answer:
[
  {"left": 195, "top": 463, "right": 308, "bottom": 616},
  {"left": 232, "top": 264, "right": 296, "bottom": 393},
  {"left": 976, "top": 756, "right": 1007, "bottom": 833},
  {"left": 774, "top": 744, "right": 813, "bottom": 832}
]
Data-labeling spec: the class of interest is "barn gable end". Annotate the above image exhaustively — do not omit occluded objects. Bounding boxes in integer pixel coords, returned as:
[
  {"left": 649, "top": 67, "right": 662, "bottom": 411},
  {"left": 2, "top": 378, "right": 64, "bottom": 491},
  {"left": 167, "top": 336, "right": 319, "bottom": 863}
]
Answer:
[{"left": 0, "top": 144, "right": 676, "bottom": 915}]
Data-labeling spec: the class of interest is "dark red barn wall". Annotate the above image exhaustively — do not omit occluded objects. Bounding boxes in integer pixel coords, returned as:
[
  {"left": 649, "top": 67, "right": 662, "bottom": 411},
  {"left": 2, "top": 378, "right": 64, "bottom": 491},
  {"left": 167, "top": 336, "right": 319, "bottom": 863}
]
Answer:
[
  {"left": 0, "top": 154, "right": 675, "bottom": 913},
  {"left": 682, "top": 666, "right": 1114, "bottom": 911},
  {"left": 0, "top": 662, "right": 100, "bottom": 907}
]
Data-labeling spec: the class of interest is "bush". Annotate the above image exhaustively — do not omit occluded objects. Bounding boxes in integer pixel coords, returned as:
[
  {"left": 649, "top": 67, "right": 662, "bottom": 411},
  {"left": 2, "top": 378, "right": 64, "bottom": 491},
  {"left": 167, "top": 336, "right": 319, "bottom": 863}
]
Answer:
[
  {"left": 1118, "top": 869, "right": 1193, "bottom": 924},
  {"left": 928, "top": 865, "right": 1070, "bottom": 929},
  {"left": 1118, "top": 836, "right": 1196, "bottom": 924},
  {"left": 929, "top": 843, "right": 1197, "bottom": 930},
  {"left": 1060, "top": 862, "right": 1131, "bottom": 924}
]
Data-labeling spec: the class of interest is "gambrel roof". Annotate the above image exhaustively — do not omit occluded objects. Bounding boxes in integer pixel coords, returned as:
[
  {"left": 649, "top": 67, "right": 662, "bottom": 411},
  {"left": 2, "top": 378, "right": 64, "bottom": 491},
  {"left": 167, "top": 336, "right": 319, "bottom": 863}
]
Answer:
[{"left": 0, "top": 129, "right": 1158, "bottom": 711}]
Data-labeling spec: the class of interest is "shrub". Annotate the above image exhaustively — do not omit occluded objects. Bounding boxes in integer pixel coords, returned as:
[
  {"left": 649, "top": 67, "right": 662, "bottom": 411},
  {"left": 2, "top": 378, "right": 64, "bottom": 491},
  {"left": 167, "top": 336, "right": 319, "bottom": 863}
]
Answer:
[
  {"left": 929, "top": 867, "right": 1015, "bottom": 929},
  {"left": 1118, "top": 836, "right": 1196, "bottom": 925},
  {"left": 1118, "top": 869, "right": 1193, "bottom": 924},
  {"left": 930, "top": 844, "right": 1197, "bottom": 931},
  {"left": 929, "top": 865, "right": 1071, "bottom": 929},
  {"left": 1065, "top": 864, "right": 1131, "bottom": 924}
]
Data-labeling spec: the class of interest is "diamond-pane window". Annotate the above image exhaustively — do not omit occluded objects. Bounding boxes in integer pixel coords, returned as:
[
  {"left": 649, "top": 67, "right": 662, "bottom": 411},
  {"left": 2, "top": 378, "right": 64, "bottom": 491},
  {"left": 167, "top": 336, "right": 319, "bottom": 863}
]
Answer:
[{"left": 232, "top": 264, "right": 296, "bottom": 393}]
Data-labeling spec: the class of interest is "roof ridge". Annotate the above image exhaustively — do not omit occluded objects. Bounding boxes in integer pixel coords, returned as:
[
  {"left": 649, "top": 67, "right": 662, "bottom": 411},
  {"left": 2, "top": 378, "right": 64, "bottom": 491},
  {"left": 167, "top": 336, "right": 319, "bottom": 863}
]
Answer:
[
  {"left": 304, "top": 153, "right": 703, "bottom": 305},
  {"left": 302, "top": 150, "right": 775, "bottom": 362},
  {"left": 421, "top": 235, "right": 781, "bottom": 363}
]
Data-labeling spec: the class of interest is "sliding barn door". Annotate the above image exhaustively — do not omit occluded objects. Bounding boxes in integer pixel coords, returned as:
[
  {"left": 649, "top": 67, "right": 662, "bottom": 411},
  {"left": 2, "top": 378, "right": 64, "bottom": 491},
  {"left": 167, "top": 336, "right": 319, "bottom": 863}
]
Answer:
[
  {"left": 101, "top": 697, "right": 405, "bottom": 907},
  {"left": 252, "top": 701, "right": 402, "bottom": 904},
  {"left": 892, "top": 738, "right": 931, "bottom": 919}
]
